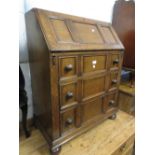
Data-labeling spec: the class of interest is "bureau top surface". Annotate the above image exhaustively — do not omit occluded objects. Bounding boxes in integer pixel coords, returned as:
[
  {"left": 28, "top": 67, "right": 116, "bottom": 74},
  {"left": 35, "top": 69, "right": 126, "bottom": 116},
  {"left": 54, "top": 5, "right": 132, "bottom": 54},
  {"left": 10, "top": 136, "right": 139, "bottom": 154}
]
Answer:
[{"left": 27, "top": 8, "right": 124, "bottom": 52}]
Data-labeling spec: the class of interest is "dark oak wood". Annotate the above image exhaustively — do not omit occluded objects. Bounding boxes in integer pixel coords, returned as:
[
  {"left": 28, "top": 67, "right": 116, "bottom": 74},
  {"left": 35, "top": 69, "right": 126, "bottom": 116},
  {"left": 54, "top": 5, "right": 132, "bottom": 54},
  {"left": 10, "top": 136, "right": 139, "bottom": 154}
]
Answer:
[
  {"left": 26, "top": 8, "right": 124, "bottom": 154},
  {"left": 112, "top": 0, "right": 135, "bottom": 69}
]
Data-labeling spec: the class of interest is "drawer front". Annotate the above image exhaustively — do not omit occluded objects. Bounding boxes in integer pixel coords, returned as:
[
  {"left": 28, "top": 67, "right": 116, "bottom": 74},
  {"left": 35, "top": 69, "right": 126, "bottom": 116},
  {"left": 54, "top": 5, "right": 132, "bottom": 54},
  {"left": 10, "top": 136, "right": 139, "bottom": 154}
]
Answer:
[
  {"left": 104, "top": 92, "right": 118, "bottom": 112},
  {"left": 108, "top": 71, "right": 119, "bottom": 91},
  {"left": 61, "top": 108, "right": 76, "bottom": 134},
  {"left": 59, "top": 56, "right": 77, "bottom": 78},
  {"left": 82, "top": 75, "right": 106, "bottom": 100},
  {"left": 110, "top": 54, "right": 121, "bottom": 70},
  {"left": 82, "top": 55, "right": 107, "bottom": 74},
  {"left": 82, "top": 97, "right": 104, "bottom": 122},
  {"left": 60, "top": 82, "right": 78, "bottom": 109},
  {"left": 112, "top": 134, "right": 135, "bottom": 155}
]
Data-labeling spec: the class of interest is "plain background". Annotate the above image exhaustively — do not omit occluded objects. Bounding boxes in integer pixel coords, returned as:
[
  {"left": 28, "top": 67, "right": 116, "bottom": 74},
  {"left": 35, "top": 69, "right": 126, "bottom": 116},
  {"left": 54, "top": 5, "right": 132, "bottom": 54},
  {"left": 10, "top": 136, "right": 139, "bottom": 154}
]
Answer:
[{"left": 0, "top": 0, "right": 155, "bottom": 155}]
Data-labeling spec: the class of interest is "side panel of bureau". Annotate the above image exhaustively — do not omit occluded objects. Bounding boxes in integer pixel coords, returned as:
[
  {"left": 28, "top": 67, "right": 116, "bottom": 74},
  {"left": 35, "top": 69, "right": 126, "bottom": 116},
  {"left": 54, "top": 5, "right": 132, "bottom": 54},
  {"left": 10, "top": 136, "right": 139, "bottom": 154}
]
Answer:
[{"left": 25, "top": 11, "right": 53, "bottom": 139}]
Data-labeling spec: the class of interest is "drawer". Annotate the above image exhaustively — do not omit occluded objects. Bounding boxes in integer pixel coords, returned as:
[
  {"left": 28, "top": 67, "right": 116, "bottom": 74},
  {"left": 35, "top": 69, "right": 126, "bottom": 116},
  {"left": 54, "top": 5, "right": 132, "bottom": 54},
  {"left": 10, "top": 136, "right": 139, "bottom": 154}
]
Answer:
[
  {"left": 59, "top": 56, "right": 77, "bottom": 78},
  {"left": 82, "top": 75, "right": 106, "bottom": 100},
  {"left": 108, "top": 71, "right": 119, "bottom": 91},
  {"left": 61, "top": 108, "right": 76, "bottom": 134},
  {"left": 110, "top": 54, "right": 121, "bottom": 70},
  {"left": 112, "top": 134, "right": 135, "bottom": 155},
  {"left": 82, "top": 97, "right": 104, "bottom": 122},
  {"left": 104, "top": 92, "right": 118, "bottom": 112},
  {"left": 60, "top": 82, "right": 78, "bottom": 109},
  {"left": 82, "top": 55, "right": 107, "bottom": 74}
]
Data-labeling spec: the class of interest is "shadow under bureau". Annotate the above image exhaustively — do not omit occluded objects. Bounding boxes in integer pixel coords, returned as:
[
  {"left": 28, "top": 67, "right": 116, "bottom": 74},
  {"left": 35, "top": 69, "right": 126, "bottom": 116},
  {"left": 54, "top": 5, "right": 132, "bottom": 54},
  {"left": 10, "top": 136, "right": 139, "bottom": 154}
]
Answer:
[{"left": 25, "top": 8, "right": 124, "bottom": 154}]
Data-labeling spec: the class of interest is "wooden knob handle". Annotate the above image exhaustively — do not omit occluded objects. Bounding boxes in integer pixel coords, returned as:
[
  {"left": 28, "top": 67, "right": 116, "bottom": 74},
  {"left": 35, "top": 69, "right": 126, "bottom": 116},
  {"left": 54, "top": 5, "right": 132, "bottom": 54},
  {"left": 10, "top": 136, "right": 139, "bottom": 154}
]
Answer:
[
  {"left": 65, "top": 64, "right": 73, "bottom": 71},
  {"left": 113, "top": 59, "right": 119, "bottom": 64},
  {"left": 109, "top": 100, "right": 115, "bottom": 106},
  {"left": 112, "top": 79, "right": 117, "bottom": 84},
  {"left": 66, "top": 117, "right": 73, "bottom": 125},
  {"left": 66, "top": 91, "right": 73, "bottom": 99}
]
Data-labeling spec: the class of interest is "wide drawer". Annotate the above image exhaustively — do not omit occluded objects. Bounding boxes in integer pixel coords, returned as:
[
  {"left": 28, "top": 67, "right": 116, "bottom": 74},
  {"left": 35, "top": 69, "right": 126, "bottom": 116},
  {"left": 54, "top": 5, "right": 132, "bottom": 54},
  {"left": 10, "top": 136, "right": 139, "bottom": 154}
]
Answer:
[{"left": 82, "top": 54, "right": 107, "bottom": 74}]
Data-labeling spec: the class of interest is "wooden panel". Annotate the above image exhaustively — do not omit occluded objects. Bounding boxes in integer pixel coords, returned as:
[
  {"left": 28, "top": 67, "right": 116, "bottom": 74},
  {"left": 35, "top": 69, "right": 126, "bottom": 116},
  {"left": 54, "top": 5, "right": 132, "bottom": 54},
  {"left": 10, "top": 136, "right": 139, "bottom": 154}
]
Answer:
[
  {"left": 59, "top": 56, "right": 77, "bottom": 78},
  {"left": 50, "top": 19, "right": 73, "bottom": 43},
  {"left": 82, "top": 75, "right": 106, "bottom": 99},
  {"left": 100, "top": 26, "right": 116, "bottom": 44},
  {"left": 70, "top": 22, "right": 103, "bottom": 43},
  {"left": 82, "top": 97, "right": 103, "bottom": 122},
  {"left": 61, "top": 108, "right": 76, "bottom": 134},
  {"left": 112, "top": 134, "right": 134, "bottom": 155},
  {"left": 112, "top": 0, "right": 135, "bottom": 68},
  {"left": 82, "top": 55, "right": 107, "bottom": 74},
  {"left": 19, "top": 111, "right": 135, "bottom": 155},
  {"left": 60, "top": 82, "right": 78, "bottom": 108}
]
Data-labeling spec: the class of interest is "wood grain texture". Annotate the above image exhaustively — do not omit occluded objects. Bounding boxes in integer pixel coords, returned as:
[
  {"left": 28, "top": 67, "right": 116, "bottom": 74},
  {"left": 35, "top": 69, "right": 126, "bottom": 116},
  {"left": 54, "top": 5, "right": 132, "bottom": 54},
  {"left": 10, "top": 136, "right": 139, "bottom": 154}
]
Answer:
[
  {"left": 118, "top": 84, "right": 135, "bottom": 115},
  {"left": 112, "top": 0, "right": 135, "bottom": 68},
  {"left": 25, "top": 8, "right": 124, "bottom": 153},
  {"left": 20, "top": 111, "right": 135, "bottom": 155}
]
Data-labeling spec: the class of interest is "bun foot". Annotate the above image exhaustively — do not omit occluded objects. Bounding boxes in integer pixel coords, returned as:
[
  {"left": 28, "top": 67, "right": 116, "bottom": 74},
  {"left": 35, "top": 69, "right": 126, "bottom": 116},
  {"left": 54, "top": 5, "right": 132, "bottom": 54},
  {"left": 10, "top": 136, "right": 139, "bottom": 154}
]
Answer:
[
  {"left": 50, "top": 146, "right": 61, "bottom": 155},
  {"left": 109, "top": 113, "right": 117, "bottom": 120}
]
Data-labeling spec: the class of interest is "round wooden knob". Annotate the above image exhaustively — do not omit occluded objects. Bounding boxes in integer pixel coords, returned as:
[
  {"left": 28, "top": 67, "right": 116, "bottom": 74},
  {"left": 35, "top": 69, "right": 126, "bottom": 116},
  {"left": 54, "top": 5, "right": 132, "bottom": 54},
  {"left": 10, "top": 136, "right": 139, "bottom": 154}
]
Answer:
[
  {"left": 66, "top": 117, "right": 73, "bottom": 125},
  {"left": 65, "top": 64, "right": 73, "bottom": 72},
  {"left": 112, "top": 79, "right": 117, "bottom": 84},
  {"left": 66, "top": 91, "right": 73, "bottom": 99},
  {"left": 113, "top": 59, "right": 119, "bottom": 64},
  {"left": 109, "top": 100, "right": 115, "bottom": 106}
]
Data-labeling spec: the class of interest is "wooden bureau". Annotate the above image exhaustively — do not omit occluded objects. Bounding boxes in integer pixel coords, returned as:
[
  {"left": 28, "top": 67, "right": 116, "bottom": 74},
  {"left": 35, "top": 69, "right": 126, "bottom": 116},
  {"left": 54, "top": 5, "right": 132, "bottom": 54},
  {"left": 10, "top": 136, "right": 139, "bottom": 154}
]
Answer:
[{"left": 25, "top": 8, "right": 124, "bottom": 154}]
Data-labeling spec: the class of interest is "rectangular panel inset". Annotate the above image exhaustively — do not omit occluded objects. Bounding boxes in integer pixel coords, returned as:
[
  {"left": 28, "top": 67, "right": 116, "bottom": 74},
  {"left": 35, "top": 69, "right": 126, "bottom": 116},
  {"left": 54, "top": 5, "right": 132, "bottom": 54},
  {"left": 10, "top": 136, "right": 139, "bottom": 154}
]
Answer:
[
  {"left": 82, "top": 76, "right": 105, "bottom": 99},
  {"left": 50, "top": 19, "right": 73, "bottom": 42},
  {"left": 83, "top": 55, "right": 107, "bottom": 73},
  {"left": 60, "top": 83, "right": 78, "bottom": 107},
  {"left": 71, "top": 22, "right": 103, "bottom": 43},
  {"left": 101, "top": 26, "right": 116, "bottom": 43},
  {"left": 59, "top": 57, "right": 77, "bottom": 78},
  {"left": 82, "top": 98, "right": 102, "bottom": 122}
]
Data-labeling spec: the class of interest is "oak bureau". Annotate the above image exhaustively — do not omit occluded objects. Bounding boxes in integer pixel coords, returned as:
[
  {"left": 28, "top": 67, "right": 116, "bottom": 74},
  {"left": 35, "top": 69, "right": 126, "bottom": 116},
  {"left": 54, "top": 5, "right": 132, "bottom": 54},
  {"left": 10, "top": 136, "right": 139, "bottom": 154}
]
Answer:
[{"left": 25, "top": 8, "right": 124, "bottom": 154}]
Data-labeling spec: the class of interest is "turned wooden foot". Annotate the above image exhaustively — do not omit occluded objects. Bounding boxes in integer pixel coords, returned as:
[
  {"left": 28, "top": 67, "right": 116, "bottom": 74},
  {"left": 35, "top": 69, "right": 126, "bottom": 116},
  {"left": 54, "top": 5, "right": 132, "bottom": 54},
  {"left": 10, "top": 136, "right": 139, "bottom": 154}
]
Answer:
[
  {"left": 50, "top": 146, "right": 61, "bottom": 155},
  {"left": 109, "top": 113, "right": 117, "bottom": 120}
]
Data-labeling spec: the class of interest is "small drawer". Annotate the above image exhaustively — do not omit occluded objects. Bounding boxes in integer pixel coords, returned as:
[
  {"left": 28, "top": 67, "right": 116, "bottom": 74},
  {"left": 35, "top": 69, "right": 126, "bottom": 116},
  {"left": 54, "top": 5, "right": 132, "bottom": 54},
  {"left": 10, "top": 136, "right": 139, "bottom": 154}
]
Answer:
[
  {"left": 108, "top": 71, "right": 119, "bottom": 91},
  {"left": 110, "top": 54, "right": 120, "bottom": 70},
  {"left": 60, "top": 82, "right": 78, "bottom": 108},
  {"left": 82, "top": 55, "right": 107, "bottom": 74},
  {"left": 59, "top": 56, "right": 77, "bottom": 78},
  {"left": 104, "top": 93, "right": 118, "bottom": 112},
  {"left": 112, "top": 134, "right": 135, "bottom": 155},
  {"left": 61, "top": 108, "right": 76, "bottom": 133}
]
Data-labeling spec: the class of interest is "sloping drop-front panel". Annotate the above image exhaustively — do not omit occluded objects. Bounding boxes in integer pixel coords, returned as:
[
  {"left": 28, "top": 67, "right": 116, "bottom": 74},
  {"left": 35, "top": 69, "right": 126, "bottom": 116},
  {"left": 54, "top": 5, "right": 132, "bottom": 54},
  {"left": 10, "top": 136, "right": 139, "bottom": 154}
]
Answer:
[{"left": 36, "top": 9, "right": 124, "bottom": 51}]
